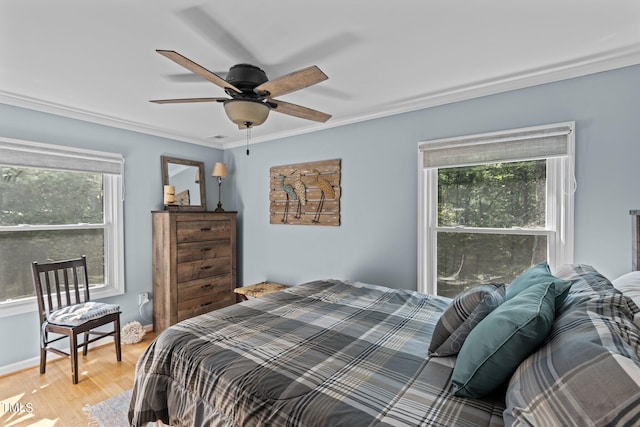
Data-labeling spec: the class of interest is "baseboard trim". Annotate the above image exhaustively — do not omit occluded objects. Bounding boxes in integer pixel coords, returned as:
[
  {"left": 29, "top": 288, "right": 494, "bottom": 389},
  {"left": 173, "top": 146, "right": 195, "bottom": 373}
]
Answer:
[{"left": 0, "top": 323, "right": 153, "bottom": 377}]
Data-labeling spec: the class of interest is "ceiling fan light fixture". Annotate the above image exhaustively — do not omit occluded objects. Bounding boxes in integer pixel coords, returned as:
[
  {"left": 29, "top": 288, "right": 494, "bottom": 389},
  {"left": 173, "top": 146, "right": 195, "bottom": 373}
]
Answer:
[{"left": 223, "top": 99, "right": 270, "bottom": 128}]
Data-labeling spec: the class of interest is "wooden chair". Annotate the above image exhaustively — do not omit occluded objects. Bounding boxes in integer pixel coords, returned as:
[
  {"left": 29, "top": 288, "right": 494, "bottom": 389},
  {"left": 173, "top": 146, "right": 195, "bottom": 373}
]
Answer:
[{"left": 32, "top": 255, "right": 122, "bottom": 384}]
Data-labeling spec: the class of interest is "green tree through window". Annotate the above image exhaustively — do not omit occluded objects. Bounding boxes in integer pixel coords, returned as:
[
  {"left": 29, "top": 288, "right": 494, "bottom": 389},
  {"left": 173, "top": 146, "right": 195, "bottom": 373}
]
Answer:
[
  {"left": 0, "top": 168, "right": 106, "bottom": 302},
  {"left": 437, "top": 161, "right": 547, "bottom": 297}
]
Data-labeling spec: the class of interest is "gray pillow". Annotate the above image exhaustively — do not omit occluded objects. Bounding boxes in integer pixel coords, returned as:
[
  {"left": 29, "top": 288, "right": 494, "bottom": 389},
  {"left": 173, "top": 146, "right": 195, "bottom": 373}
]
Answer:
[{"left": 428, "top": 283, "right": 505, "bottom": 356}]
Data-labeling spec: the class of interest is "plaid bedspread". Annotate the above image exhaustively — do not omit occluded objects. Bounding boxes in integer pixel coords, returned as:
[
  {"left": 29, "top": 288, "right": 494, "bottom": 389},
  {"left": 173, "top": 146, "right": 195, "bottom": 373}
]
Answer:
[
  {"left": 129, "top": 280, "right": 505, "bottom": 426},
  {"left": 504, "top": 265, "right": 640, "bottom": 426}
]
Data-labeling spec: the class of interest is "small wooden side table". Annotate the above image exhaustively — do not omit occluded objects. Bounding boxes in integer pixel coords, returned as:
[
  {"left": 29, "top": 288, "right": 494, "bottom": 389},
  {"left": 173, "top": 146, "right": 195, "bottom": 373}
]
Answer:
[{"left": 234, "top": 281, "right": 289, "bottom": 301}]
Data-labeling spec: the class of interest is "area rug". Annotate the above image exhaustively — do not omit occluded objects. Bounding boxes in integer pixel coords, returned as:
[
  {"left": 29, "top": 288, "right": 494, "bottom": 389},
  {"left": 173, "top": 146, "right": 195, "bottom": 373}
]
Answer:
[{"left": 84, "top": 388, "right": 132, "bottom": 427}]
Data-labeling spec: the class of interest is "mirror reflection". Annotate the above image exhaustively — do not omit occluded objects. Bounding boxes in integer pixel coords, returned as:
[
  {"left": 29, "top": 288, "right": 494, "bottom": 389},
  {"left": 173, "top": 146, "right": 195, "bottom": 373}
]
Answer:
[
  {"left": 168, "top": 163, "right": 201, "bottom": 205},
  {"left": 161, "top": 156, "right": 207, "bottom": 210}
]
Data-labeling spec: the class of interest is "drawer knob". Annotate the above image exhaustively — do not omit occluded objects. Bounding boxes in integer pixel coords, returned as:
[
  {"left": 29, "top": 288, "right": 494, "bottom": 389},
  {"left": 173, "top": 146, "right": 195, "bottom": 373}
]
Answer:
[
  {"left": 201, "top": 247, "right": 212, "bottom": 252},
  {"left": 201, "top": 301, "right": 213, "bottom": 307},
  {"left": 200, "top": 227, "right": 212, "bottom": 231},
  {"left": 200, "top": 265, "right": 212, "bottom": 270},
  {"left": 201, "top": 284, "right": 213, "bottom": 290}
]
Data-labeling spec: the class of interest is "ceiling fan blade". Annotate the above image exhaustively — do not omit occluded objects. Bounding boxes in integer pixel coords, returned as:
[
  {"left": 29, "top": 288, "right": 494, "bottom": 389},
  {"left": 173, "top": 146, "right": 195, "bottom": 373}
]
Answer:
[
  {"left": 270, "top": 99, "right": 331, "bottom": 123},
  {"left": 166, "top": 72, "right": 227, "bottom": 83},
  {"left": 275, "top": 32, "right": 358, "bottom": 74},
  {"left": 177, "top": 6, "right": 261, "bottom": 65},
  {"left": 150, "top": 97, "right": 228, "bottom": 104},
  {"left": 156, "top": 50, "right": 241, "bottom": 94},
  {"left": 255, "top": 66, "right": 328, "bottom": 98}
]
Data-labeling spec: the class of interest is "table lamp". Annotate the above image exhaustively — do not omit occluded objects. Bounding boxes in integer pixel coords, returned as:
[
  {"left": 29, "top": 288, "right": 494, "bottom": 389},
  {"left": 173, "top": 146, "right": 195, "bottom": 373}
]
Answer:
[{"left": 212, "top": 162, "right": 228, "bottom": 212}]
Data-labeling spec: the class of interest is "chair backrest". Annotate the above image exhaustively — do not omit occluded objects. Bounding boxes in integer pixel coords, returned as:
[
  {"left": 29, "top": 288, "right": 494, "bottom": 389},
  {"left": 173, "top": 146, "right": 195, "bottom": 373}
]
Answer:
[{"left": 32, "top": 256, "right": 91, "bottom": 323}]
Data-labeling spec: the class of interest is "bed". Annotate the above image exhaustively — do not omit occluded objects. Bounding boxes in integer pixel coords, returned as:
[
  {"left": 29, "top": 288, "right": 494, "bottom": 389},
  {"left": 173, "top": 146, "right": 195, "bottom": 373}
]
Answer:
[{"left": 129, "top": 266, "right": 640, "bottom": 426}]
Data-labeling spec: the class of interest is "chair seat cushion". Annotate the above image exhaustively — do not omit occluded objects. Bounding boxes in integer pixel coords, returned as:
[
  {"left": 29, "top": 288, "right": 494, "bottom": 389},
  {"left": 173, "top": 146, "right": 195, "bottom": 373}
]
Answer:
[{"left": 47, "top": 302, "right": 120, "bottom": 326}]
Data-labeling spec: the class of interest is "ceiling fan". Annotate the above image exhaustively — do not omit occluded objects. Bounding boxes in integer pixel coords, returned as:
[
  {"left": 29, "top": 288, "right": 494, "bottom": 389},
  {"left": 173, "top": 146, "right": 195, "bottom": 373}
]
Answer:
[{"left": 150, "top": 50, "right": 332, "bottom": 129}]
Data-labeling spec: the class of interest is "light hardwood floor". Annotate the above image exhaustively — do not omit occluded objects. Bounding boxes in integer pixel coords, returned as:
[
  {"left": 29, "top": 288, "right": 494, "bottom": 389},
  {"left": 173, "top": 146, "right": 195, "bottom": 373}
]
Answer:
[{"left": 0, "top": 332, "right": 155, "bottom": 427}]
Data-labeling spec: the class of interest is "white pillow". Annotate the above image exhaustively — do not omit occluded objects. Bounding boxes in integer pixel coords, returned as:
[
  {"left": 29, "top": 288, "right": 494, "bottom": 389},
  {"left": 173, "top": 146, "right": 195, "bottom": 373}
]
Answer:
[{"left": 612, "top": 271, "right": 640, "bottom": 317}]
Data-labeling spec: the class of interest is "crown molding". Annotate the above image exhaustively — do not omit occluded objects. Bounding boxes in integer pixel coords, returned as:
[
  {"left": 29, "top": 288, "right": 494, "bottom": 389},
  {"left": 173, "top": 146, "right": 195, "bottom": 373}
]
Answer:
[
  {"left": 3, "top": 43, "right": 640, "bottom": 152},
  {"left": 0, "top": 91, "right": 224, "bottom": 149},
  {"left": 222, "top": 42, "right": 640, "bottom": 149}
]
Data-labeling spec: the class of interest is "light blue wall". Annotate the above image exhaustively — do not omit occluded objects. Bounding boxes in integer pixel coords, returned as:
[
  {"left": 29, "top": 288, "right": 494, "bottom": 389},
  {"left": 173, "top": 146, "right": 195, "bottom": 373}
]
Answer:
[
  {"left": 2, "top": 63, "right": 639, "bottom": 370},
  {"left": 226, "top": 64, "right": 640, "bottom": 291},
  {"left": 0, "top": 104, "right": 223, "bottom": 368}
]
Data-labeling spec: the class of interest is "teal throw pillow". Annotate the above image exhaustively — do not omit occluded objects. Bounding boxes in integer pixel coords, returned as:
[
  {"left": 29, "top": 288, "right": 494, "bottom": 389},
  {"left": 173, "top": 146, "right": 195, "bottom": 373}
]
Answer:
[
  {"left": 506, "top": 262, "right": 571, "bottom": 307},
  {"left": 451, "top": 281, "right": 556, "bottom": 398}
]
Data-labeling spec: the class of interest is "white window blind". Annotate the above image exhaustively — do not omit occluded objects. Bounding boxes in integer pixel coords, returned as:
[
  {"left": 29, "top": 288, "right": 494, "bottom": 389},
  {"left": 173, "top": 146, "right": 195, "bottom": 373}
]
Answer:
[
  {"left": 419, "top": 123, "right": 573, "bottom": 169},
  {"left": 0, "top": 137, "right": 123, "bottom": 175}
]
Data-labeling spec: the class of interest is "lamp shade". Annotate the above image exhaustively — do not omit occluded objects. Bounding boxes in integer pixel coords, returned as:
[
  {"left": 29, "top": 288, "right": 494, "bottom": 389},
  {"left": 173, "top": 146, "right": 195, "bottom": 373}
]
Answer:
[
  {"left": 223, "top": 99, "right": 270, "bottom": 128},
  {"left": 212, "top": 162, "right": 228, "bottom": 178}
]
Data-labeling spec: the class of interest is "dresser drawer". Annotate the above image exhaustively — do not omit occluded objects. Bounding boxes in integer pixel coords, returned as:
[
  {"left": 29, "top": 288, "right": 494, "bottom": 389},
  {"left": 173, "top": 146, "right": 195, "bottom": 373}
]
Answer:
[
  {"left": 177, "top": 240, "right": 231, "bottom": 263},
  {"left": 177, "top": 257, "right": 231, "bottom": 282},
  {"left": 176, "top": 220, "right": 231, "bottom": 243},
  {"left": 178, "top": 275, "right": 232, "bottom": 302},
  {"left": 177, "top": 293, "right": 236, "bottom": 322}
]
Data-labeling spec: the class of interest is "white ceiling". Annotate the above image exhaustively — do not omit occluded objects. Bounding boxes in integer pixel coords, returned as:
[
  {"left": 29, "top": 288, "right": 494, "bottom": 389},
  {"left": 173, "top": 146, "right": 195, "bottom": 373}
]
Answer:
[{"left": 2, "top": 1, "right": 640, "bottom": 149}]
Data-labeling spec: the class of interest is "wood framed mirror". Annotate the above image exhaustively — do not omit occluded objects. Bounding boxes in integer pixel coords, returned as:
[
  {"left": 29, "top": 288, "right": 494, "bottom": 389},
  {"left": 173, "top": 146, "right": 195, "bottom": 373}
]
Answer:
[{"left": 161, "top": 156, "right": 207, "bottom": 211}]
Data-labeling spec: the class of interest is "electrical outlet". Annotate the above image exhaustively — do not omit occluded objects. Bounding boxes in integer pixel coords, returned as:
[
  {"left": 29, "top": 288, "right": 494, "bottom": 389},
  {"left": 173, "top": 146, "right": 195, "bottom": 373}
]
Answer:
[{"left": 139, "top": 292, "right": 150, "bottom": 305}]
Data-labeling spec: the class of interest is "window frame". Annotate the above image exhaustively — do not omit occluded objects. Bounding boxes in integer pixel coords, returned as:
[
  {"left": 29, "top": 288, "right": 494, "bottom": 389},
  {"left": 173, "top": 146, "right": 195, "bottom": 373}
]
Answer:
[
  {"left": 0, "top": 137, "right": 125, "bottom": 318},
  {"left": 417, "top": 122, "right": 575, "bottom": 295}
]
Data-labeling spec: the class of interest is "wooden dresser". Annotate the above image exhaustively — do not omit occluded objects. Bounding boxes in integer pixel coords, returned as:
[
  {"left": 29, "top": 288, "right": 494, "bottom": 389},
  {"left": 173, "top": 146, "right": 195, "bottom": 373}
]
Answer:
[{"left": 152, "top": 211, "right": 237, "bottom": 333}]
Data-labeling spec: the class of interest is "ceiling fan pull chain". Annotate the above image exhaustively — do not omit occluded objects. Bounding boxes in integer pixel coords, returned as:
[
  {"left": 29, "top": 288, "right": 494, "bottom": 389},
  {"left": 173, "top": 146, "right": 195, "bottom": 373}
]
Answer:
[{"left": 245, "top": 123, "right": 251, "bottom": 156}]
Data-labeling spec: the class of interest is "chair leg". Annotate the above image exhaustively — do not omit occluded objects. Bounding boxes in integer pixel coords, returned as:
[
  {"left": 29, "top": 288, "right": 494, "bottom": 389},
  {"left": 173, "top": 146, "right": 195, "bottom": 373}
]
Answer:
[
  {"left": 40, "top": 331, "right": 47, "bottom": 374},
  {"left": 83, "top": 332, "right": 89, "bottom": 356},
  {"left": 70, "top": 333, "right": 79, "bottom": 384},
  {"left": 114, "top": 317, "right": 122, "bottom": 362}
]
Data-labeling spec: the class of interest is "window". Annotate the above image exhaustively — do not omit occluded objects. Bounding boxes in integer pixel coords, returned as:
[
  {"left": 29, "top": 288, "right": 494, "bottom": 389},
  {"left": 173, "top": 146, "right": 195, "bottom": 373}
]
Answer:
[
  {"left": 0, "top": 137, "right": 124, "bottom": 317},
  {"left": 418, "top": 122, "right": 574, "bottom": 297}
]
